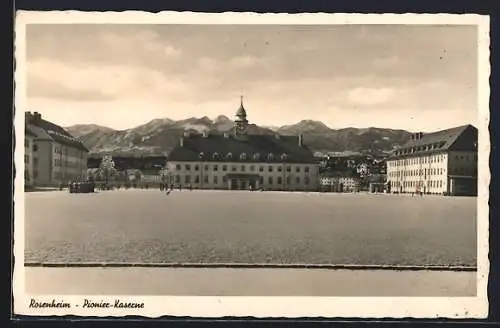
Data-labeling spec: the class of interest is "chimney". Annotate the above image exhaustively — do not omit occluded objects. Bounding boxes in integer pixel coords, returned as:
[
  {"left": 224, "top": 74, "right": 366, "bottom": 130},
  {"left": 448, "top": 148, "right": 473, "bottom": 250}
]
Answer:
[
  {"left": 419, "top": 132, "right": 424, "bottom": 139},
  {"left": 33, "top": 111, "right": 42, "bottom": 122},
  {"left": 180, "top": 137, "right": 184, "bottom": 147},
  {"left": 298, "top": 134, "right": 303, "bottom": 146}
]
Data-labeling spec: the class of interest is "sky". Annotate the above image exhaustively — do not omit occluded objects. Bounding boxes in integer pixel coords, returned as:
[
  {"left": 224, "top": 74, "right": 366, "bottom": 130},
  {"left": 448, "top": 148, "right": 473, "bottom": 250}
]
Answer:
[{"left": 25, "top": 24, "right": 478, "bottom": 132}]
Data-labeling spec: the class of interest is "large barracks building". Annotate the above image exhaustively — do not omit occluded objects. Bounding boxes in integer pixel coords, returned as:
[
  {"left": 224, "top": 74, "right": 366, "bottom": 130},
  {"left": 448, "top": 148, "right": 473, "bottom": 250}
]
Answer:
[
  {"left": 166, "top": 98, "right": 319, "bottom": 191},
  {"left": 386, "top": 124, "right": 478, "bottom": 196}
]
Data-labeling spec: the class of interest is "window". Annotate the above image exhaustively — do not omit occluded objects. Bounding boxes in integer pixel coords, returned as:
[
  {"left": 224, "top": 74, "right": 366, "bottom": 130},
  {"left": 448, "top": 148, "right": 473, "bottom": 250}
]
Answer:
[
  {"left": 296, "top": 167, "right": 300, "bottom": 173},
  {"left": 195, "top": 175, "right": 200, "bottom": 183},
  {"left": 286, "top": 166, "right": 291, "bottom": 172},
  {"left": 194, "top": 164, "right": 199, "bottom": 171},
  {"left": 185, "top": 175, "right": 191, "bottom": 183},
  {"left": 231, "top": 165, "right": 237, "bottom": 172},
  {"left": 185, "top": 164, "right": 191, "bottom": 171},
  {"left": 176, "top": 164, "right": 181, "bottom": 170},
  {"left": 213, "top": 176, "right": 218, "bottom": 184},
  {"left": 222, "top": 176, "right": 227, "bottom": 183},
  {"left": 278, "top": 166, "right": 282, "bottom": 172},
  {"left": 277, "top": 177, "right": 282, "bottom": 184},
  {"left": 304, "top": 177, "right": 310, "bottom": 185},
  {"left": 175, "top": 175, "right": 180, "bottom": 183},
  {"left": 305, "top": 166, "right": 310, "bottom": 173},
  {"left": 241, "top": 165, "right": 246, "bottom": 172},
  {"left": 213, "top": 165, "right": 218, "bottom": 171},
  {"left": 268, "top": 153, "right": 274, "bottom": 161},
  {"left": 240, "top": 153, "right": 247, "bottom": 160},
  {"left": 204, "top": 165, "right": 209, "bottom": 171},
  {"left": 286, "top": 176, "right": 291, "bottom": 185},
  {"left": 253, "top": 153, "right": 261, "bottom": 161},
  {"left": 268, "top": 177, "right": 273, "bottom": 184},
  {"left": 204, "top": 176, "right": 209, "bottom": 183},
  {"left": 222, "top": 165, "right": 227, "bottom": 172},
  {"left": 250, "top": 165, "right": 255, "bottom": 172},
  {"left": 259, "top": 176, "right": 264, "bottom": 184},
  {"left": 268, "top": 166, "right": 273, "bottom": 172},
  {"left": 259, "top": 166, "right": 264, "bottom": 172}
]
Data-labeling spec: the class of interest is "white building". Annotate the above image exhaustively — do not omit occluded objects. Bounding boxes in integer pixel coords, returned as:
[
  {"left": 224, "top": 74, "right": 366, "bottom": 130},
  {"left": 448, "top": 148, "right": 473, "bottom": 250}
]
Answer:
[
  {"left": 25, "top": 112, "right": 89, "bottom": 187},
  {"left": 166, "top": 98, "right": 319, "bottom": 191},
  {"left": 386, "top": 125, "right": 478, "bottom": 196}
]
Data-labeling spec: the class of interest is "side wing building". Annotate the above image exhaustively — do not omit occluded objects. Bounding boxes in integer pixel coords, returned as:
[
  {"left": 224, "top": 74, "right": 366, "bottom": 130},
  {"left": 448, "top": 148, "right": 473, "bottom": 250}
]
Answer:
[
  {"left": 25, "top": 111, "right": 89, "bottom": 187},
  {"left": 386, "top": 124, "right": 478, "bottom": 196}
]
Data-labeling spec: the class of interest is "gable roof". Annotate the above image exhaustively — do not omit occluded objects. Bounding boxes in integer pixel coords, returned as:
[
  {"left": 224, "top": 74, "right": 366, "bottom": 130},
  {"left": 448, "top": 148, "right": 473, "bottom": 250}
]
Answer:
[
  {"left": 168, "top": 133, "right": 316, "bottom": 163},
  {"left": 26, "top": 112, "right": 89, "bottom": 152},
  {"left": 389, "top": 125, "right": 477, "bottom": 159}
]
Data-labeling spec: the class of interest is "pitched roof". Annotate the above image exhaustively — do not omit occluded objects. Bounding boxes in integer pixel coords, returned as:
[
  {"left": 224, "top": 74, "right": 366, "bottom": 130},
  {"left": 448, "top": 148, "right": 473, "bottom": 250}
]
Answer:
[
  {"left": 168, "top": 133, "right": 316, "bottom": 163},
  {"left": 389, "top": 124, "right": 477, "bottom": 159},
  {"left": 26, "top": 112, "right": 89, "bottom": 152}
]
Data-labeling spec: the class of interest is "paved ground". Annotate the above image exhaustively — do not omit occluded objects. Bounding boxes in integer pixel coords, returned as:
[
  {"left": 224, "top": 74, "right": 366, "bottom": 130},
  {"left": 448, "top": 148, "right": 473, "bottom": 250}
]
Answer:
[
  {"left": 25, "top": 267, "right": 476, "bottom": 296},
  {"left": 25, "top": 190, "right": 477, "bottom": 266}
]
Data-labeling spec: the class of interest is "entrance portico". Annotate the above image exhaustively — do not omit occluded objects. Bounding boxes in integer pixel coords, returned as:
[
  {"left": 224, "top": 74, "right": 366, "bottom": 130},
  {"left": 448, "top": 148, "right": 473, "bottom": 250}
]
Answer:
[{"left": 226, "top": 173, "right": 260, "bottom": 190}]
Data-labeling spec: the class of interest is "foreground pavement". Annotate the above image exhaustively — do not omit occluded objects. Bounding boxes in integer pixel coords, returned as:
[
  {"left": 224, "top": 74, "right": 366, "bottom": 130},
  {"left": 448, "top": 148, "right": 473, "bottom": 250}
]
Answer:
[{"left": 25, "top": 267, "right": 476, "bottom": 296}]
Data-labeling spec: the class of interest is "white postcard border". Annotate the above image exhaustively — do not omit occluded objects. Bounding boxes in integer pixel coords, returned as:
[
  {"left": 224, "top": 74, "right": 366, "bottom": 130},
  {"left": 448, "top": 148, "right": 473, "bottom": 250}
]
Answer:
[{"left": 13, "top": 11, "right": 491, "bottom": 319}]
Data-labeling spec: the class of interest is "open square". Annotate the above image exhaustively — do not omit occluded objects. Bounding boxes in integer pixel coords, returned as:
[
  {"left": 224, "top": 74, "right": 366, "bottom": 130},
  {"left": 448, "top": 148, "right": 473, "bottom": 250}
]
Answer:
[{"left": 25, "top": 190, "right": 477, "bottom": 267}]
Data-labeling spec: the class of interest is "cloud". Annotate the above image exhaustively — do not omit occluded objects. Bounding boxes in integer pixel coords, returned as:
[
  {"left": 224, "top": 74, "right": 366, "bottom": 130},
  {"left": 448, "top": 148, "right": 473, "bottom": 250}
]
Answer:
[
  {"left": 347, "top": 87, "right": 396, "bottom": 106},
  {"left": 27, "top": 58, "right": 191, "bottom": 102}
]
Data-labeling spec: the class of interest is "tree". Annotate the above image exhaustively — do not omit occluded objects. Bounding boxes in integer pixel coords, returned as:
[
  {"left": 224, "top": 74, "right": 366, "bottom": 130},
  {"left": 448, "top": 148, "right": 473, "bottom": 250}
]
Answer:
[{"left": 99, "top": 155, "right": 117, "bottom": 188}]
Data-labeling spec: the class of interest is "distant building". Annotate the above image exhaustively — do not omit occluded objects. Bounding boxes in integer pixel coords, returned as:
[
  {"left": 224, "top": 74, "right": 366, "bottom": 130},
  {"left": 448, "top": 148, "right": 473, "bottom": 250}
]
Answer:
[
  {"left": 320, "top": 171, "right": 360, "bottom": 192},
  {"left": 25, "top": 112, "right": 89, "bottom": 186},
  {"left": 167, "top": 98, "right": 319, "bottom": 191},
  {"left": 386, "top": 125, "right": 478, "bottom": 196}
]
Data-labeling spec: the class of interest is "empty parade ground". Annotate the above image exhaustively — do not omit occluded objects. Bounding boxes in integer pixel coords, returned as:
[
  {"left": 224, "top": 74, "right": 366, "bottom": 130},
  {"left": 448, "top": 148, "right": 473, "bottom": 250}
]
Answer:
[{"left": 24, "top": 190, "right": 477, "bottom": 267}]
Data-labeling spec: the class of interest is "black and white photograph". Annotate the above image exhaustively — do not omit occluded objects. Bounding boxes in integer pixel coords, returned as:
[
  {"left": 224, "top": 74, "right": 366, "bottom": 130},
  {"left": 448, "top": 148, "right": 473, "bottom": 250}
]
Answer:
[{"left": 13, "top": 11, "right": 490, "bottom": 318}]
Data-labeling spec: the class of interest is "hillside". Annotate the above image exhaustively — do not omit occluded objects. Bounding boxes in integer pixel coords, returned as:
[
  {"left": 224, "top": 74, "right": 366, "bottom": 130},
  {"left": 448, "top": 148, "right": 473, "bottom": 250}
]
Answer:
[{"left": 66, "top": 117, "right": 411, "bottom": 157}]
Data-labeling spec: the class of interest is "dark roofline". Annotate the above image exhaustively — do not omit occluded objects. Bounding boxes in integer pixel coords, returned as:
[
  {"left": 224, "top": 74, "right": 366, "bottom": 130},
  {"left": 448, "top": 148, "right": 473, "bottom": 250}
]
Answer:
[
  {"left": 388, "top": 124, "right": 477, "bottom": 159},
  {"left": 26, "top": 111, "right": 89, "bottom": 152}
]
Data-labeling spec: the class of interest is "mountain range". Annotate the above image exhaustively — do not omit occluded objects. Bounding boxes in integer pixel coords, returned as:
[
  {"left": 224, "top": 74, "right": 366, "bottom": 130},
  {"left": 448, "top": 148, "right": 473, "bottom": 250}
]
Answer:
[{"left": 65, "top": 116, "right": 412, "bottom": 157}]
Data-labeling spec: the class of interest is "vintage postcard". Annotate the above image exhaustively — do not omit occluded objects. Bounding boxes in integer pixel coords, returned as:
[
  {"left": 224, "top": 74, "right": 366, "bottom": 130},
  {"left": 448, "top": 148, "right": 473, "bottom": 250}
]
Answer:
[{"left": 13, "top": 11, "right": 490, "bottom": 318}]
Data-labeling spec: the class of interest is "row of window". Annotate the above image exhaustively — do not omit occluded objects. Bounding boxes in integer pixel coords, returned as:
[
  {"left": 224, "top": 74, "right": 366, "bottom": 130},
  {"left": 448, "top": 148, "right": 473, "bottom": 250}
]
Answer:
[
  {"left": 389, "top": 154, "right": 446, "bottom": 167},
  {"left": 173, "top": 175, "right": 311, "bottom": 185},
  {"left": 192, "top": 152, "right": 288, "bottom": 161},
  {"left": 391, "top": 180, "right": 444, "bottom": 188},
  {"left": 389, "top": 153, "right": 477, "bottom": 167},
  {"left": 389, "top": 168, "right": 445, "bottom": 178},
  {"left": 174, "top": 163, "right": 311, "bottom": 174}
]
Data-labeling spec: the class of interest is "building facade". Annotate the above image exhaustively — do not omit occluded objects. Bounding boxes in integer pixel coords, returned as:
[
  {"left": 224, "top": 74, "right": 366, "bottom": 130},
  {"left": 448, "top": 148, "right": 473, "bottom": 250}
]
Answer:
[
  {"left": 166, "top": 98, "right": 319, "bottom": 191},
  {"left": 386, "top": 125, "right": 478, "bottom": 196},
  {"left": 24, "top": 127, "right": 37, "bottom": 188},
  {"left": 25, "top": 112, "right": 89, "bottom": 187},
  {"left": 320, "top": 173, "right": 360, "bottom": 192}
]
